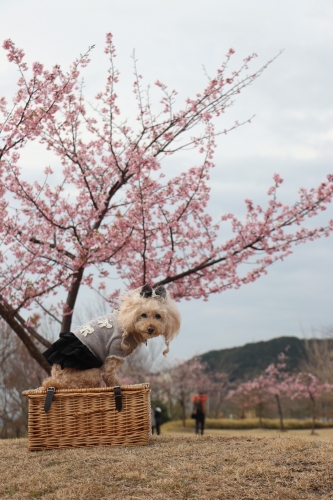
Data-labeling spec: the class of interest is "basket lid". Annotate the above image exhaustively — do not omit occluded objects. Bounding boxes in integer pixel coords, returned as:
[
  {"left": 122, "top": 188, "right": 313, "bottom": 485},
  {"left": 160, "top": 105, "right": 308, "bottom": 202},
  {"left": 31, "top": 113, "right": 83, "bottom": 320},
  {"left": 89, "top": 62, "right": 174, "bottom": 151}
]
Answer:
[{"left": 22, "top": 383, "right": 150, "bottom": 397}]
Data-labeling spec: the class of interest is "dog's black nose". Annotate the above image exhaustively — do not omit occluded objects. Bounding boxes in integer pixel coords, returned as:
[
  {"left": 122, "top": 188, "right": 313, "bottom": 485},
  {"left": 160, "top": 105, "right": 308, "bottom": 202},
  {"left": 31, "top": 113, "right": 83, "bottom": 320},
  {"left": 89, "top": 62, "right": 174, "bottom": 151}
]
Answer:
[{"left": 147, "top": 326, "right": 155, "bottom": 335}]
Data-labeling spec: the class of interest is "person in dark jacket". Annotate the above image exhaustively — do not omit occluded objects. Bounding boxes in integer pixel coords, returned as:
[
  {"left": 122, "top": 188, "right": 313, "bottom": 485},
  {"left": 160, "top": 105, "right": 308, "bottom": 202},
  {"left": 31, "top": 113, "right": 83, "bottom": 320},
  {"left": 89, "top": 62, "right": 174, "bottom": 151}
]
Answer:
[
  {"left": 151, "top": 408, "right": 156, "bottom": 434},
  {"left": 191, "top": 392, "right": 208, "bottom": 435},
  {"left": 154, "top": 406, "right": 162, "bottom": 435}
]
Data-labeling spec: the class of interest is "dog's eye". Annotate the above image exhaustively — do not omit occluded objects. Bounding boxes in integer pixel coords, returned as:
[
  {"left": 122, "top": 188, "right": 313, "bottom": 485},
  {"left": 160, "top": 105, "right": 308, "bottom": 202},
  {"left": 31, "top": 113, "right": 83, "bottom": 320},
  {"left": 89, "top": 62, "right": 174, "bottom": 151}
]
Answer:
[
  {"left": 155, "top": 314, "right": 161, "bottom": 319},
  {"left": 141, "top": 313, "right": 148, "bottom": 318}
]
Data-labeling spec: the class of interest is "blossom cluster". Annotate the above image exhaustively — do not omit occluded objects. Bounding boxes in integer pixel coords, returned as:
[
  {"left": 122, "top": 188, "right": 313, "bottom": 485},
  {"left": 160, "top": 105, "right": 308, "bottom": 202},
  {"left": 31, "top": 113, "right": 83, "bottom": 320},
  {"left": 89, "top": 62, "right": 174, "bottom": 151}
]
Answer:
[{"left": 0, "top": 34, "right": 332, "bottom": 335}]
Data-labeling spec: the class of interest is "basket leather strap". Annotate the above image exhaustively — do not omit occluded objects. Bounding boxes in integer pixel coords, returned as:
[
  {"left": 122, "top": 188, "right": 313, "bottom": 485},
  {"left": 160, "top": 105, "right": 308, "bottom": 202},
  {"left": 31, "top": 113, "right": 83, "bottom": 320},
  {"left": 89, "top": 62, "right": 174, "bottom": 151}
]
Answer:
[
  {"left": 44, "top": 387, "right": 56, "bottom": 413},
  {"left": 113, "top": 386, "right": 122, "bottom": 412}
]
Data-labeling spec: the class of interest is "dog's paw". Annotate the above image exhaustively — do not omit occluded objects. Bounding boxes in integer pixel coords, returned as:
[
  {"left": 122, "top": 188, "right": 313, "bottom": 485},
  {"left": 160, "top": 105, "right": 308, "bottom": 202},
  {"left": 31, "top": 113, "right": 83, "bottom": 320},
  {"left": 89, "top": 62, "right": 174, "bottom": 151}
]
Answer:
[
  {"left": 102, "top": 356, "right": 124, "bottom": 387},
  {"left": 103, "top": 375, "right": 121, "bottom": 387},
  {"left": 41, "top": 377, "right": 62, "bottom": 390}
]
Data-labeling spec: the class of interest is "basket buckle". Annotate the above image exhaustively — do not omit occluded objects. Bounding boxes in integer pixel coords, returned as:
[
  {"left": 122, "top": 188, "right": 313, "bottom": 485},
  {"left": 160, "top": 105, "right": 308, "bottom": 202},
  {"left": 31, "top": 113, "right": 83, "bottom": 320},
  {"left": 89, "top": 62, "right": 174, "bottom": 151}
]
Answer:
[
  {"left": 113, "top": 386, "right": 122, "bottom": 412},
  {"left": 44, "top": 387, "right": 56, "bottom": 414}
]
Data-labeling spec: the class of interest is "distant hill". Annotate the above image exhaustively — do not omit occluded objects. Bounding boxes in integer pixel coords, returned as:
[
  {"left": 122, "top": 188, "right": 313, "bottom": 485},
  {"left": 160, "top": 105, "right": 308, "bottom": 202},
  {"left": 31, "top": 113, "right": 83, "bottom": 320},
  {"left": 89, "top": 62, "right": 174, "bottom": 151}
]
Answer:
[{"left": 200, "top": 336, "right": 325, "bottom": 382}]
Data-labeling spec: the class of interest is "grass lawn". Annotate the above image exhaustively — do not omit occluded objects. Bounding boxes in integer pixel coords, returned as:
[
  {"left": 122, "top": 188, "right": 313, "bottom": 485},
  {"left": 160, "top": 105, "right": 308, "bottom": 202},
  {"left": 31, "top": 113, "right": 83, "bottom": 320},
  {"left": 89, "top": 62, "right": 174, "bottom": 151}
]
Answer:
[{"left": 1, "top": 432, "right": 333, "bottom": 499}]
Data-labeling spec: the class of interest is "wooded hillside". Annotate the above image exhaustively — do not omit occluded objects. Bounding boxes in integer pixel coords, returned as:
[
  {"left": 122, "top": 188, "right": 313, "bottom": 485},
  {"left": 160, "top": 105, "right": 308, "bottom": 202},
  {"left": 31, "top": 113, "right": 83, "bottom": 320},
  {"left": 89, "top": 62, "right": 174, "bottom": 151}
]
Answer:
[{"left": 200, "top": 336, "right": 333, "bottom": 382}]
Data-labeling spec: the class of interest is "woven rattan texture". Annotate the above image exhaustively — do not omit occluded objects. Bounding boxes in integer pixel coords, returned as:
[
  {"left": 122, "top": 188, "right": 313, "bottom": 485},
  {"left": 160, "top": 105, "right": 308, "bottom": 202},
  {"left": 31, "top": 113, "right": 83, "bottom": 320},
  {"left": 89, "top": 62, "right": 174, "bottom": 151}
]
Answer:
[{"left": 22, "top": 384, "right": 151, "bottom": 451}]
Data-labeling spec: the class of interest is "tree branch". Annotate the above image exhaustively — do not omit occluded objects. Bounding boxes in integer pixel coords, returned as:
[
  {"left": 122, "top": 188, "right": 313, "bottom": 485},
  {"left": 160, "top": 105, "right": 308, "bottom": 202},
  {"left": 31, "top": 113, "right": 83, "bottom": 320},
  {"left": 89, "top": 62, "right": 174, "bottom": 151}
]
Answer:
[
  {"left": 61, "top": 266, "right": 85, "bottom": 332},
  {"left": 0, "top": 298, "right": 51, "bottom": 374}
]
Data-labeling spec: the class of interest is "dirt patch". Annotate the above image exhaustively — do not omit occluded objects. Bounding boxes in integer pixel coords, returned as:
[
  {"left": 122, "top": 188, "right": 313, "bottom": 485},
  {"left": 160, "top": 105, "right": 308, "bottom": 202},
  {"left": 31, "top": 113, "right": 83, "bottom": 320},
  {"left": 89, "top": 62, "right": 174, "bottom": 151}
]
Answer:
[{"left": 1, "top": 435, "right": 333, "bottom": 499}]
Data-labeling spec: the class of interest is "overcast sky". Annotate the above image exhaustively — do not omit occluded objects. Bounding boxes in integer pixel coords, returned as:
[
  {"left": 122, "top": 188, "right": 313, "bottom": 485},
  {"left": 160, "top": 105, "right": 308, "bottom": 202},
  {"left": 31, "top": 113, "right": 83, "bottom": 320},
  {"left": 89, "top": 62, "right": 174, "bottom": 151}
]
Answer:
[{"left": 1, "top": 0, "right": 332, "bottom": 360}]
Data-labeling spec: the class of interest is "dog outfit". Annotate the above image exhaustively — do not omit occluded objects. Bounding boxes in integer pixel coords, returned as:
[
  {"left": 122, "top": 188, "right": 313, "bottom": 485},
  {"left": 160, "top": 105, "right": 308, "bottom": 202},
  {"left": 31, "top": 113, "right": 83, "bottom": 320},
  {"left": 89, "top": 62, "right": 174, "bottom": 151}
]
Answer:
[{"left": 43, "top": 311, "right": 138, "bottom": 370}]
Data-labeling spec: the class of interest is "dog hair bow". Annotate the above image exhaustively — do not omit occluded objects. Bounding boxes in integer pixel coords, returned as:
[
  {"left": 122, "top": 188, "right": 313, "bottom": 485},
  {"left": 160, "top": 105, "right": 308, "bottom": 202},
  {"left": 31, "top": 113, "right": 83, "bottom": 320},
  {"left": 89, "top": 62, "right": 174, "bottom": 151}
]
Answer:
[{"left": 140, "top": 284, "right": 167, "bottom": 300}]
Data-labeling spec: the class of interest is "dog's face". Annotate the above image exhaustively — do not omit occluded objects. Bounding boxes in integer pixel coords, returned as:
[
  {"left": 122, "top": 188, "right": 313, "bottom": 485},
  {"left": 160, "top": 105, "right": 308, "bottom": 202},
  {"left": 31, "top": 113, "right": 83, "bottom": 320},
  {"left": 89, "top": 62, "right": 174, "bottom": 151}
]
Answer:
[
  {"left": 118, "top": 289, "right": 181, "bottom": 355},
  {"left": 133, "top": 302, "right": 166, "bottom": 341}
]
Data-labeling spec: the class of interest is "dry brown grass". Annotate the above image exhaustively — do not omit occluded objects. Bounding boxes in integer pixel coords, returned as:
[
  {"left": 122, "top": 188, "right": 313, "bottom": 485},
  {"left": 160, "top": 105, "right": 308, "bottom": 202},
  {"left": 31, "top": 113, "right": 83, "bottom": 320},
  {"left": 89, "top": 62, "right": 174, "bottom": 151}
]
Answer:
[
  {"left": 163, "top": 422, "right": 333, "bottom": 440},
  {"left": 1, "top": 434, "right": 333, "bottom": 499}
]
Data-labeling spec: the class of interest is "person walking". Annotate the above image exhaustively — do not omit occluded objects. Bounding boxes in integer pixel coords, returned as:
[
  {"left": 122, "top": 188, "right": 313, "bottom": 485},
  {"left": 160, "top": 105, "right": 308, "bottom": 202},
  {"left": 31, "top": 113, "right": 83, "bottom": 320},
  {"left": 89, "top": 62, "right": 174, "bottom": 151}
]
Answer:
[
  {"left": 151, "top": 407, "right": 156, "bottom": 435},
  {"left": 154, "top": 406, "right": 162, "bottom": 435},
  {"left": 191, "top": 392, "right": 208, "bottom": 435}
]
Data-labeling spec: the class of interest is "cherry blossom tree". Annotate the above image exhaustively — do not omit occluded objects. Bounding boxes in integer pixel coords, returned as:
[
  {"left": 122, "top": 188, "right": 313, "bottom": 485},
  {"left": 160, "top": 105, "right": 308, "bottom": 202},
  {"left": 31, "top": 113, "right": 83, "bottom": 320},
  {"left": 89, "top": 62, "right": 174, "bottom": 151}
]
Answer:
[
  {"left": 208, "top": 372, "right": 230, "bottom": 418},
  {"left": 290, "top": 372, "right": 332, "bottom": 435},
  {"left": 226, "top": 384, "right": 250, "bottom": 419},
  {"left": 227, "top": 375, "right": 270, "bottom": 426},
  {"left": 1, "top": 34, "right": 333, "bottom": 372},
  {"left": 161, "top": 357, "right": 212, "bottom": 426},
  {"left": 262, "top": 352, "right": 296, "bottom": 431},
  {"left": 0, "top": 320, "right": 46, "bottom": 437}
]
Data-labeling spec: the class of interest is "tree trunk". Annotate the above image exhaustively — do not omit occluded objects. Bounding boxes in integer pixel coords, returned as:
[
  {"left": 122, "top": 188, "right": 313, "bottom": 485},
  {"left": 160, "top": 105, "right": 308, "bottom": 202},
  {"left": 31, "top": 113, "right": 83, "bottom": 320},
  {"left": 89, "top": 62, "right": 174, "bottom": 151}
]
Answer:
[
  {"left": 257, "top": 403, "right": 263, "bottom": 428},
  {"left": 0, "top": 301, "right": 51, "bottom": 374},
  {"left": 181, "top": 398, "right": 186, "bottom": 427},
  {"left": 310, "top": 394, "right": 316, "bottom": 436},
  {"left": 275, "top": 394, "right": 285, "bottom": 432},
  {"left": 61, "top": 267, "right": 85, "bottom": 332},
  {"left": 214, "top": 392, "right": 223, "bottom": 419}
]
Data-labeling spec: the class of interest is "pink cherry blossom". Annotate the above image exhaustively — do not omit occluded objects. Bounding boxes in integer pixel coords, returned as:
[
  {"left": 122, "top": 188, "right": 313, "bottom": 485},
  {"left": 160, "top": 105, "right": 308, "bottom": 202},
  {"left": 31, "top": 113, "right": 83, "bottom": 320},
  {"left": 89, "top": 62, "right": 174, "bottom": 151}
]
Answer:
[
  {"left": 0, "top": 35, "right": 333, "bottom": 371},
  {"left": 289, "top": 372, "right": 332, "bottom": 435}
]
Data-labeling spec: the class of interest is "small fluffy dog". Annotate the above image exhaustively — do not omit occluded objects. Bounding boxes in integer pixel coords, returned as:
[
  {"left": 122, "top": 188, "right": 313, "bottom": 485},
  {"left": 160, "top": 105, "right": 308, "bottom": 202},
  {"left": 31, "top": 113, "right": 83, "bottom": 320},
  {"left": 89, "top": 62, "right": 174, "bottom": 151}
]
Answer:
[{"left": 42, "top": 285, "right": 181, "bottom": 389}]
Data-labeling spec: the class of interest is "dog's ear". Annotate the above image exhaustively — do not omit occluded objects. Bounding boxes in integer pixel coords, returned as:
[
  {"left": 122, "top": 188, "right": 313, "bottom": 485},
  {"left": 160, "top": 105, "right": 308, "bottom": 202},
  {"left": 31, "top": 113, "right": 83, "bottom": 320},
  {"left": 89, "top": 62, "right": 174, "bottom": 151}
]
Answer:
[
  {"left": 162, "top": 302, "right": 180, "bottom": 356},
  {"left": 153, "top": 285, "right": 167, "bottom": 299},
  {"left": 163, "top": 299, "right": 181, "bottom": 344},
  {"left": 117, "top": 294, "right": 140, "bottom": 333},
  {"left": 140, "top": 284, "right": 153, "bottom": 298}
]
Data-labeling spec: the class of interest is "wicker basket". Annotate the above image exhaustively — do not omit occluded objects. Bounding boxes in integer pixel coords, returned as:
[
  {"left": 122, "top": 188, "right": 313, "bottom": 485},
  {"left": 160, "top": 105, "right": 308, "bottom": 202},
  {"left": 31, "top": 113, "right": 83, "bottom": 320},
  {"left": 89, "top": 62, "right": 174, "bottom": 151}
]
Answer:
[{"left": 22, "top": 384, "right": 151, "bottom": 451}]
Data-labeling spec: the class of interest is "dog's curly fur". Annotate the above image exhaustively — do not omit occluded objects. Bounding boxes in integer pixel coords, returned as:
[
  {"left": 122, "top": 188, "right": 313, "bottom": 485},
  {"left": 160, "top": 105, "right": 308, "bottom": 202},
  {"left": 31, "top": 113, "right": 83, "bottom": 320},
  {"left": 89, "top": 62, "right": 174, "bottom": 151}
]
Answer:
[
  {"left": 42, "top": 288, "right": 181, "bottom": 390},
  {"left": 118, "top": 289, "right": 180, "bottom": 356}
]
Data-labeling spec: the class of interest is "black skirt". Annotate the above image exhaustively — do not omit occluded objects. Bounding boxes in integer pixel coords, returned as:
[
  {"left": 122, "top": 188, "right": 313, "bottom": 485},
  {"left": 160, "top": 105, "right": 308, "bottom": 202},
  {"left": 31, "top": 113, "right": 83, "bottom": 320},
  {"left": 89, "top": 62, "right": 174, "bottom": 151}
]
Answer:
[{"left": 42, "top": 332, "right": 103, "bottom": 370}]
